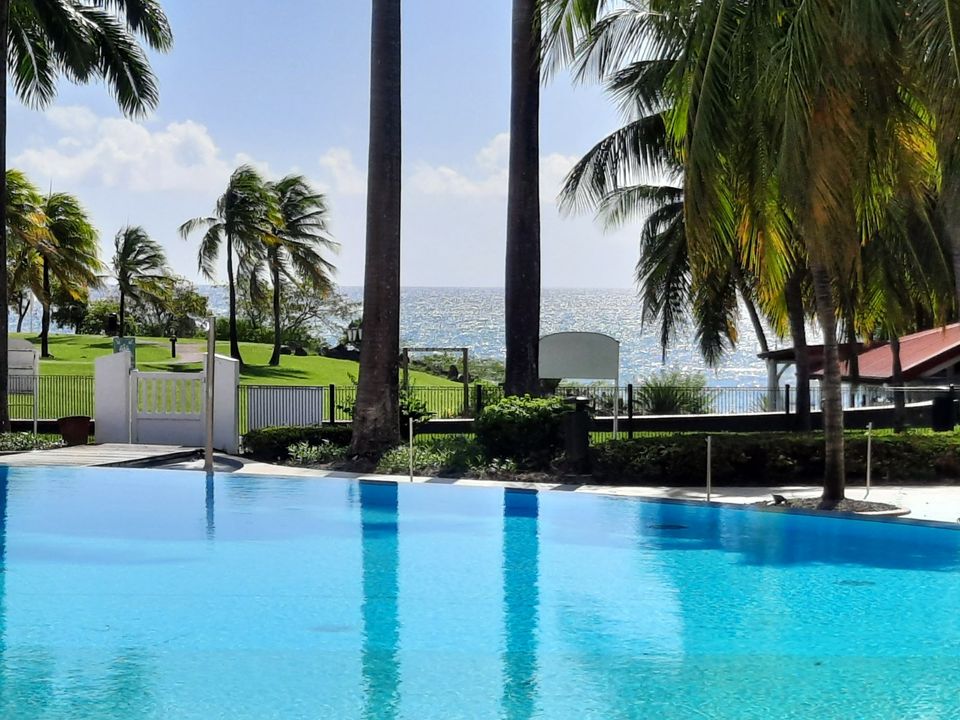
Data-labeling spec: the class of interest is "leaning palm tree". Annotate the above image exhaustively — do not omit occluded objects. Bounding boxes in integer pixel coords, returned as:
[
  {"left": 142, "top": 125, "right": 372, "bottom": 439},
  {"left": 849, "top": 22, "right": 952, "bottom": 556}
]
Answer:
[
  {"left": 504, "top": 0, "right": 542, "bottom": 396},
  {"left": 35, "top": 192, "right": 103, "bottom": 357},
  {"left": 112, "top": 226, "right": 170, "bottom": 336},
  {"left": 252, "top": 176, "right": 338, "bottom": 366},
  {"left": 0, "top": 0, "right": 172, "bottom": 428},
  {"left": 350, "top": 0, "right": 403, "bottom": 458},
  {"left": 180, "top": 166, "right": 276, "bottom": 364},
  {"left": 543, "top": 0, "right": 922, "bottom": 507}
]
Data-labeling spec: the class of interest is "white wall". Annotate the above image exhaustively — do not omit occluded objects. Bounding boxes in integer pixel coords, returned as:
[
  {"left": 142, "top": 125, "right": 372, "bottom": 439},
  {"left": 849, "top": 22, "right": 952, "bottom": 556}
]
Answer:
[
  {"left": 213, "top": 354, "right": 239, "bottom": 454},
  {"left": 95, "top": 351, "right": 132, "bottom": 443},
  {"left": 94, "top": 351, "right": 240, "bottom": 453}
]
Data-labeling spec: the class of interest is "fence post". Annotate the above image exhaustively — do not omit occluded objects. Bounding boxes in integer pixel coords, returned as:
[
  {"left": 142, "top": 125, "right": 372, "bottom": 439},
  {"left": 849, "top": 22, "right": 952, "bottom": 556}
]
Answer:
[
  {"left": 32, "top": 375, "right": 39, "bottom": 438},
  {"left": 474, "top": 384, "right": 483, "bottom": 417},
  {"left": 706, "top": 435, "right": 712, "bottom": 502},
  {"left": 627, "top": 383, "right": 634, "bottom": 440},
  {"left": 328, "top": 384, "right": 336, "bottom": 424},
  {"left": 784, "top": 384, "right": 791, "bottom": 416}
]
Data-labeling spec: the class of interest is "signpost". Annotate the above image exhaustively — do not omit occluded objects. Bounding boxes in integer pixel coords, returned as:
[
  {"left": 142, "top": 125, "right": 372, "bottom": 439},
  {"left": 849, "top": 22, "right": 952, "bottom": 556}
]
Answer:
[{"left": 112, "top": 337, "right": 137, "bottom": 366}]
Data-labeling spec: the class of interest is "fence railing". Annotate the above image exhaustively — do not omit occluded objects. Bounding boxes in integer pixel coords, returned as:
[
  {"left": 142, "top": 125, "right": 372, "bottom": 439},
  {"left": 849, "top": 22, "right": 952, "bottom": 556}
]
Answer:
[
  {"left": 7, "top": 375, "right": 94, "bottom": 422},
  {"left": 13, "top": 377, "right": 950, "bottom": 438},
  {"left": 238, "top": 382, "right": 932, "bottom": 436}
]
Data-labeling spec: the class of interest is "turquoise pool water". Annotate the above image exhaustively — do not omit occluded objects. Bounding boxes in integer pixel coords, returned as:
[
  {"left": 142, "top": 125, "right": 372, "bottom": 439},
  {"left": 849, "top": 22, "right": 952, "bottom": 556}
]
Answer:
[{"left": 0, "top": 467, "right": 958, "bottom": 719}]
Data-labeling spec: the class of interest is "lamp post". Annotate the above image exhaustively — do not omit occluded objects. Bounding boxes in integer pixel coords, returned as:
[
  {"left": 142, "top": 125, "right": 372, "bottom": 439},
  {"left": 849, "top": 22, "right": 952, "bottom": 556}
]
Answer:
[{"left": 204, "top": 316, "right": 216, "bottom": 475}]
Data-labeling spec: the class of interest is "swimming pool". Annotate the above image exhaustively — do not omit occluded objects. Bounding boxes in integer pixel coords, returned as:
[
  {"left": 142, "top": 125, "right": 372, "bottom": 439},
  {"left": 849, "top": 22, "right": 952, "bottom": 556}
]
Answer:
[{"left": 0, "top": 466, "right": 958, "bottom": 719}]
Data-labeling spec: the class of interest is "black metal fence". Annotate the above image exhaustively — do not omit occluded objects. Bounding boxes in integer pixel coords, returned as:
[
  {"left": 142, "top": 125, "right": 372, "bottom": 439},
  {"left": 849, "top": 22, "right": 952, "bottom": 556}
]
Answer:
[
  {"left": 7, "top": 375, "right": 95, "bottom": 421},
  {"left": 19, "top": 378, "right": 933, "bottom": 438},
  {"left": 237, "top": 382, "right": 837, "bottom": 435}
]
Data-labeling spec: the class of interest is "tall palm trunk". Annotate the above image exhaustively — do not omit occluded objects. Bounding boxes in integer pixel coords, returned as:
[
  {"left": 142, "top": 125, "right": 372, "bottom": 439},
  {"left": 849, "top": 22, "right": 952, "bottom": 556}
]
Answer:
[
  {"left": 225, "top": 234, "right": 243, "bottom": 363},
  {"left": 0, "top": 0, "right": 10, "bottom": 431},
  {"left": 119, "top": 290, "right": 126, "bottom": 337},
  {"left": 942, "top": 175, "right": 960, "bottom": 313},
  {"left": 891, "top": 333, "right": 905, "bottom": 433},
  {"left": 14, "top": 294, "right": 27, "bottom": 332},
  {"left": 845, "top": 311, "right": 860, "bottom": 407},
  {"left": 810, "top": 262, "right": 844, "bottom": 507},
  {"left": 268, "top": 253, "right": 282, "bottom": 367},
  {"left": 40, "top": 259, "right": 50, "bottom": 358},
  {"left": 350, "top": 0, "right": 402, "bottom": 458},
  {"left": 785, "top": 271, "right": 811, "bottom": 430},
  {"left": 504, "top": 0, "right": 541, "bottom": 397}
]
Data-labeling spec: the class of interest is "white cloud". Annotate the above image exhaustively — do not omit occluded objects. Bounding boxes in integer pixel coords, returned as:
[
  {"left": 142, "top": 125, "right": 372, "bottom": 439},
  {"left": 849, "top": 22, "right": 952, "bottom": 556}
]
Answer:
[
  {"left": 476, "top": 132, "right": 510, "bottom": 172},
  {"left": 15, "top": 110, "right": 236, "bottom": 194},
  {"left": 318, "top": 147, "right": 366, "bottom": 195},
  {"left": 409, "top": 133, "right": 578, "bottom": 203}
]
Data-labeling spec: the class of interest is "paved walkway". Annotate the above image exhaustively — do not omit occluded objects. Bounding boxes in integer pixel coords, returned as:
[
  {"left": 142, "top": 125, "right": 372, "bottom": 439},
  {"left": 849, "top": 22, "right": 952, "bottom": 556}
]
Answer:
[
  {"left": 0, "top": 444, "right": 199, "bottom": 468},
  {"left": 153, "top": 454, "right": 960, "bottom": 525}
]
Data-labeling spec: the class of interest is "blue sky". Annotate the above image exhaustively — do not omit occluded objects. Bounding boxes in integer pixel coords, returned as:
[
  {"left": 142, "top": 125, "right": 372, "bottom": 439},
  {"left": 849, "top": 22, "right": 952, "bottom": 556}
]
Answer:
[{"left": 8, "top": 0, "right": 638, "bottom": 288}]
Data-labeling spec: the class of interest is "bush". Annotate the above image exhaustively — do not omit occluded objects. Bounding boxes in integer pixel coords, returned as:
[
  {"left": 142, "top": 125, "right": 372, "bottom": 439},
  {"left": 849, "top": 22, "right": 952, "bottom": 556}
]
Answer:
[
  {"left": 0, "top": 433, "right": 62, "bottom": 451},
  {"left": 243, "top": 425, "right": 352, "bottom": 461},
  {"left": 592, "top": 430, "right": 960, "bottom": 486},
  {"left": 474, "top": 395, "right": 567, "bottom": 469},
  {"left": 377, "top": 435, "right": 485, "bottom": 476},
  {"left": 288, "top": 440, "right": 348, "bottom": 465},
  {"left": 635, "top": 371, "right": 712, "bottom": 415}
]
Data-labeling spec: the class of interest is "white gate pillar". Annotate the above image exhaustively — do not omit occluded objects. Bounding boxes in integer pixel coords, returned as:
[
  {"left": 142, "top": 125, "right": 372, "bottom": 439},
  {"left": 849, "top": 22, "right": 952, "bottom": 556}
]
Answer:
[
  {"left": 95, "top": 351, "right": 132, "bottom": 443},
  {"left": 213, "top": 354, "right": 239, "bottom": 454}
]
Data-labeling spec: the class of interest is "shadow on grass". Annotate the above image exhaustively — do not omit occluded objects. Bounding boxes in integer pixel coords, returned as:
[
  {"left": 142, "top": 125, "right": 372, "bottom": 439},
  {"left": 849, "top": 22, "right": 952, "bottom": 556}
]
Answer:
[{"left": 241, "top": 365, "right": 313, "bottom": 382}]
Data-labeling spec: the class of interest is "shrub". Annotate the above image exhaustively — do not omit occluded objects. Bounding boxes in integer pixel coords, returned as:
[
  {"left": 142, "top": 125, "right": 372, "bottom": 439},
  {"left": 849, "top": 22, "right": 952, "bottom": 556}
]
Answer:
[
  {"left": 0, "top": 433, "right": 62, "bottom": 452},
  {"left": 288, "top": 440, "right": 348, "bottom": 465},
  {"left": 377, "top": 435, "right": 485, "bottom": 477},
  {"left": 474, "top": 395, "right": 567, "bottom": 468},
  {"left": 243, "top": 425, "right": 352, "bottom": 461},
  {"left": 635, "top": 371, "right": 712, "bottom": 415},
  {"left": 592, "top": 430, "right": 960, "bottom": 486}
]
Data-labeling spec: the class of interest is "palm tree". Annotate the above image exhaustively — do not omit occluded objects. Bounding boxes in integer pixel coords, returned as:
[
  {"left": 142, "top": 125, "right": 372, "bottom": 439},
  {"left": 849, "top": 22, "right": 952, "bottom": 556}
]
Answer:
[
  {"left": 350, "top": 0, "right": 403, "bottom": 459},
  {"left": 5, "top": 169, "right": 45, "bottom": 334},
  {"left": 180, "top": 166, "right": 276, "bottom": 365},
  {"left": 35, "top": 192, "right": 102, "bottom": 357},
  {"left": 0, "top": 0, "right": 172, "bottom": 428},
  {"left": 504, "top": 0, "right": 542, "bottom": 396},
  {"left": 254, "top": 175, "right": 338, "bottom": 367},
  {"left": 112, "top": 226, "right": 169, "bottom": 336},
  {"left": 543, "top": 0, "right": 925, "bottom": 507}
]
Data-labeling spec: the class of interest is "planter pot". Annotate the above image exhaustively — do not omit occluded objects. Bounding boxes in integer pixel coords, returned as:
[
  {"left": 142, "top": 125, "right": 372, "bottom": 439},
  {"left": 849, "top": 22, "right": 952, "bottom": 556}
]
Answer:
[{"left": 58, "top": 416, "right": 91, "bottom": 446}]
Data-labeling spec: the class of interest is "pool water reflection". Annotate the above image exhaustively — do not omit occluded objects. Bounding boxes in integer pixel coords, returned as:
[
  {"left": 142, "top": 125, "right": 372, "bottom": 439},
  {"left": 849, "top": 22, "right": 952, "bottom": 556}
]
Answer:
[{"left": 0, "top": 466, "right": 958, "bottom": 719}]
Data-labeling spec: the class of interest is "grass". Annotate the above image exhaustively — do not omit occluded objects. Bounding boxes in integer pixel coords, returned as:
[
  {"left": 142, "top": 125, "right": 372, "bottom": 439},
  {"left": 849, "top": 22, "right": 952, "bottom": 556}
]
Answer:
[{"left": 15, "top": 333, "right": 458, "bottom": 388}]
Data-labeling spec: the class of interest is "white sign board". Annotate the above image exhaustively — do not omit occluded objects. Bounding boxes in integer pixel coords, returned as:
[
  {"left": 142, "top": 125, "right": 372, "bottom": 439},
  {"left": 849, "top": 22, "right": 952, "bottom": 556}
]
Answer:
[
  {"left": 538, "top": 332, "right": 620, "bottom": 380},
  {"left": 8, "top": 341, "right": 39, "bottom": 394}
]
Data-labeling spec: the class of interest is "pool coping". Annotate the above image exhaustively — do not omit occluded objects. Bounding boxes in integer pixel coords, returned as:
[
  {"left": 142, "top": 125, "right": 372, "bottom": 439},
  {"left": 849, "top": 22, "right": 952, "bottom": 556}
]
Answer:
[
  {"left": 202, "top": 458, "right": 960, "bottom": 531},
  {"left": 6, "top": 450, "right": 959, "bottom": 530}
]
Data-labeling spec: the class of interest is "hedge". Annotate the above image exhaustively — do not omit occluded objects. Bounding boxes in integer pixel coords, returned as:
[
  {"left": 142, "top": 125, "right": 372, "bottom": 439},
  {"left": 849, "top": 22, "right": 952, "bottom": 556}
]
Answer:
[
  {"left": 474, "top": 395, "right": 567, "bottom": 469},
  {"left": 592, "top": 432, "right": 960, "bottom": 485},
  {"left": 243, "top": 425, "right": 353, "bottom": 461}
]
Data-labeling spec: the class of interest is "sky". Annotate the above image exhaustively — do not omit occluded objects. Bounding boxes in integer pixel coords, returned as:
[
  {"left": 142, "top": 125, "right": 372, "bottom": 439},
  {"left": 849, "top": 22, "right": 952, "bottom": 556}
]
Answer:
[{"left": 8, "top": 0, "right": 639, "bottom": 289}]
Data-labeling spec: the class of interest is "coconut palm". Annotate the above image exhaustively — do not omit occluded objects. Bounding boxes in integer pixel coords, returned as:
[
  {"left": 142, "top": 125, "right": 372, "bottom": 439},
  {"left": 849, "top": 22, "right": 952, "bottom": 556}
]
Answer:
[
  {"left": 350, "top": 0, "right": 403, "bottom": 458},
  {"left": 112, "top": 226, "right": 169, "bottom": 336},
  {"left": 246, "top": 176, "right": 338, "bottom": 366},
  {"left": 180, "top": 166, "right": 276, "bottom": 364},
  {"left": 36, "top": 193, "right": 102, "bottom": 357},
  {"left": 0, "top": 0, "right": 172, "bottom": 428},
  {"left": 543, "top": 0, "right": 925, "bottom": 507},
  {"left": 504, "top": 0, "right": 542, "bottom": 396},
  {"left": 5, "top": 170, "right": 46, "bottom": 334}
]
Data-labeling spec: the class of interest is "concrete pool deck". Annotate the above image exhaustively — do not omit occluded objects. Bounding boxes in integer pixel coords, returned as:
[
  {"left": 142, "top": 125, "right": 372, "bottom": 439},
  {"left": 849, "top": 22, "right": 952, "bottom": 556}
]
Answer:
[
  {"left": 184, "top": 455, "right": 960, "bottom": 525},
  {"left": 3, "top": 444, "right": 958, "bottom": 524}
]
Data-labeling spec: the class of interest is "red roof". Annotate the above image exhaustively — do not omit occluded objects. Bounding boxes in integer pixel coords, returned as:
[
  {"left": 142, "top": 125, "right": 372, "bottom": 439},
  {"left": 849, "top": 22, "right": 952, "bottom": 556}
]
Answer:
[{"left": 816, "top": 324, "right": 960, "bottom": 383}]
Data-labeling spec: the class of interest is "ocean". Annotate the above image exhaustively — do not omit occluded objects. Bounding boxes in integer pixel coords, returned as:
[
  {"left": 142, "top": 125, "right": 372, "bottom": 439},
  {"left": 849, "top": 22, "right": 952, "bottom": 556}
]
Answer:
[{"left": 11, "top": 286, "right": 786, "bottom": 386}]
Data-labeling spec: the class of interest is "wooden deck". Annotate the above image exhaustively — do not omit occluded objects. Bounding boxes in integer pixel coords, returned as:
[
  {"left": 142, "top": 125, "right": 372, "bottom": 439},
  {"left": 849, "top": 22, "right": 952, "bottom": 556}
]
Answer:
[{"left": 0, "top": 444, "right": 201, "bottom": 468}]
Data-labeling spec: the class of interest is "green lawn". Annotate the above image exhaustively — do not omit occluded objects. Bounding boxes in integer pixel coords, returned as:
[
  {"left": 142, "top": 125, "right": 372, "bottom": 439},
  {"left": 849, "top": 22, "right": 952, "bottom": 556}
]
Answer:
[{"left": 15, "top": 333, "right": 458, "bottom": 388}]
